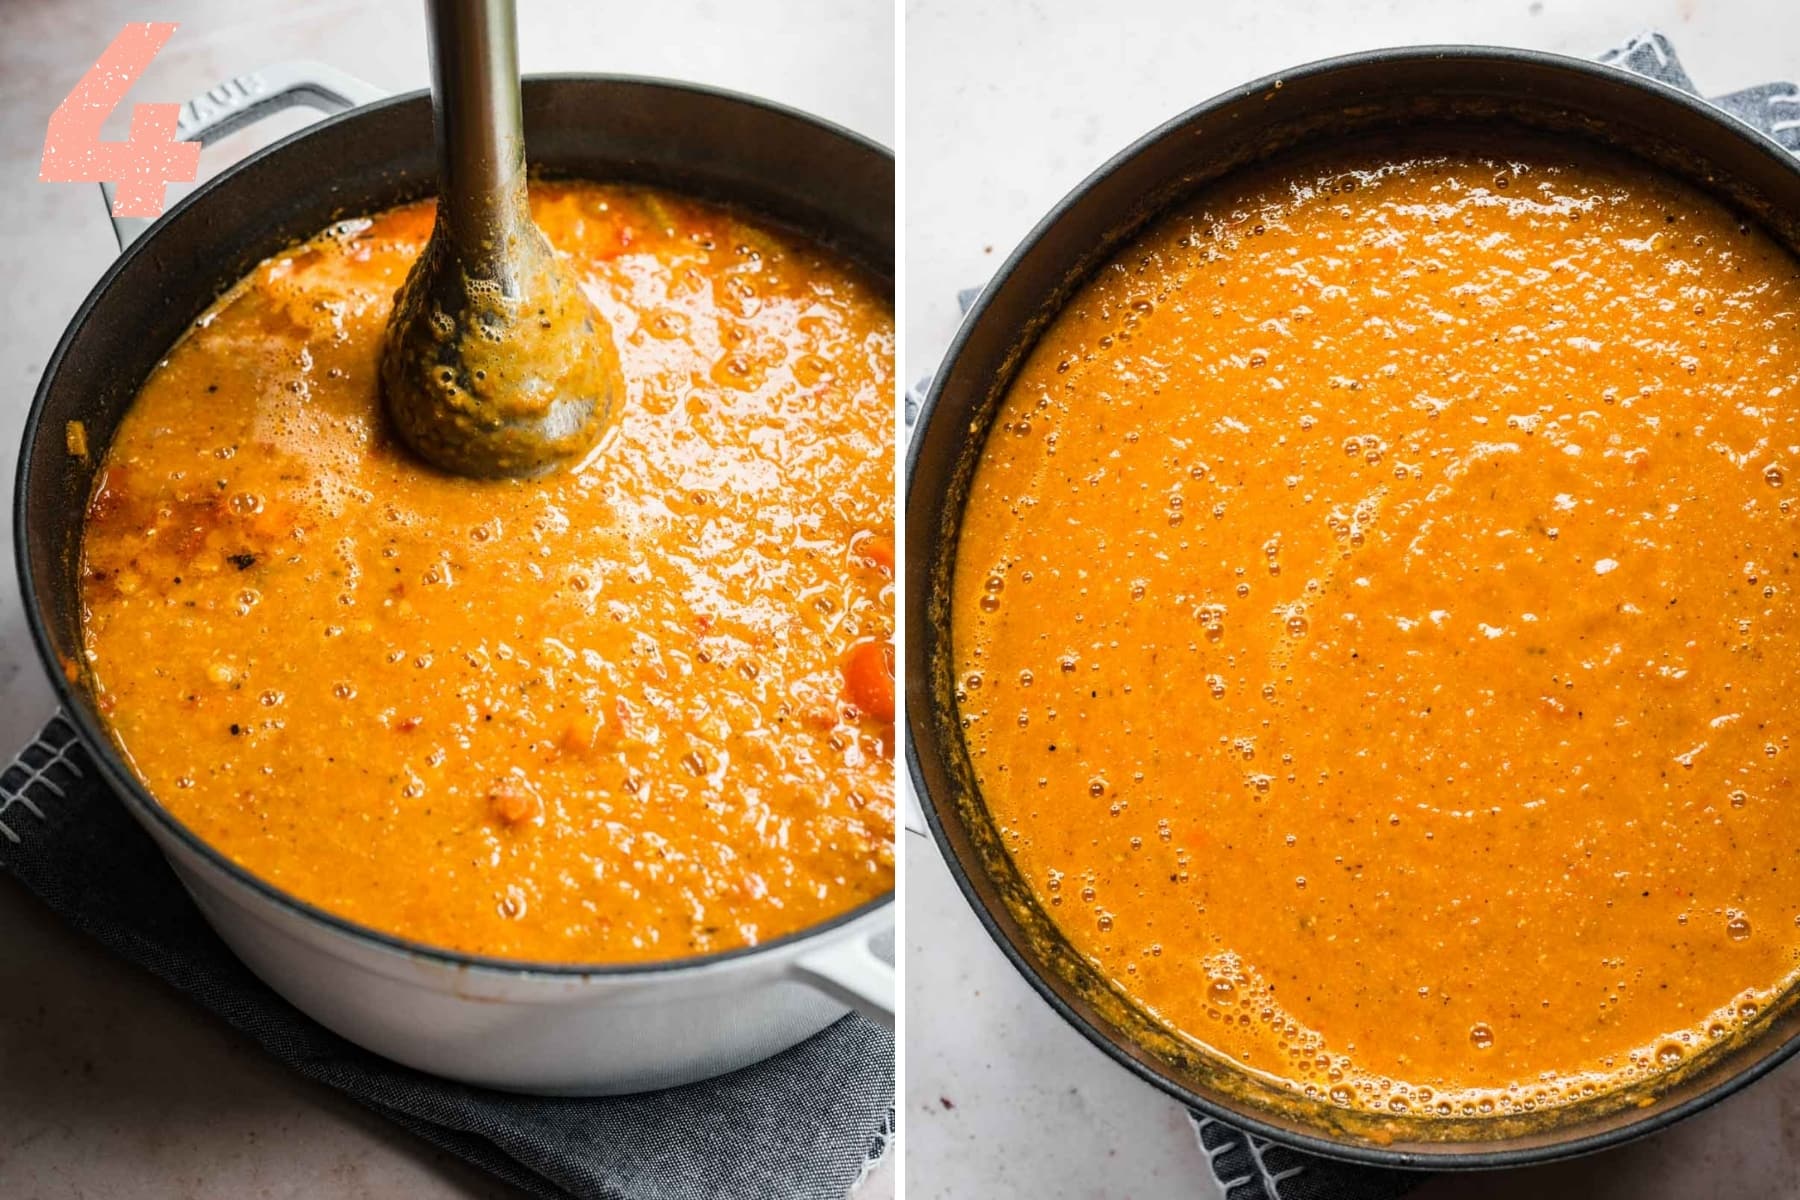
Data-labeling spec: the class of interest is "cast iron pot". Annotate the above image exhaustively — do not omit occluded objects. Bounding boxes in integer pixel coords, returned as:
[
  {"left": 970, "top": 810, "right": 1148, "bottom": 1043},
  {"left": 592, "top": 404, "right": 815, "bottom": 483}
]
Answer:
[
  {"left": 18, "top": 64, "right": 893, "bottom": 1095},
  {"left": 906, "top": 44, "right": 1800, "bottom": 1167}
]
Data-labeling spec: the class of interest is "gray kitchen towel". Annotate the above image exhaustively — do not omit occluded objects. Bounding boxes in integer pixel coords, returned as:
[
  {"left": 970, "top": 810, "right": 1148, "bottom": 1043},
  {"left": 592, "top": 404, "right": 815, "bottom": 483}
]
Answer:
[
  {"left": 0, "top": 714, "right": 892, "bottom": 1200},
  {"left": 909, "top": 30, "right": 1795, "bottom": 1200}
]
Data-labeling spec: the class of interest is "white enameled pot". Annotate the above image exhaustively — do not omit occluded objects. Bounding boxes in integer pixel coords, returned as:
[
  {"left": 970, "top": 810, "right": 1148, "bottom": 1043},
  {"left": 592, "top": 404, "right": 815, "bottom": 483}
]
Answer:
[{"left": 19, "top": 62, "right": 895, "bottom": 1095}]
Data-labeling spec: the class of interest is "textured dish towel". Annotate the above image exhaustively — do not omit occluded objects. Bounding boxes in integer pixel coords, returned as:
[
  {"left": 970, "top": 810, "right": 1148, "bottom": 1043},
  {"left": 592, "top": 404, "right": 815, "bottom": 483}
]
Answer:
[
  {"left": 909, "top": 31, "right": 1797, "bottom": 1200},
  {"left": 0, "top": 715, "right": 892, "bottom": 1200}
]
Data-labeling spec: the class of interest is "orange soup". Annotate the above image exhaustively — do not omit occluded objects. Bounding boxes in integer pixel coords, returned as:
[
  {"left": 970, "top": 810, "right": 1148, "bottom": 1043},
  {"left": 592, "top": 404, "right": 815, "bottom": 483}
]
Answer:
[
  {"left": 81, "top": 182, "right": 895, "bottom": 963},
  {"left": 954, "top": 141, "right": 1800, "bottom": 1116}
]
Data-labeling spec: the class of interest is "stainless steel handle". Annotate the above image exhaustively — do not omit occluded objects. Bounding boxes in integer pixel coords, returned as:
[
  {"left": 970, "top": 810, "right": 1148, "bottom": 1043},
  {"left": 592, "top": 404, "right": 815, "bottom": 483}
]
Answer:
[
  {"left": 104, "top": 60, "right": 388, "bottom": 251},
  {"left": 424, "top": 0, "right": 532, "bottom": 285},
  {"left": 792, "top": 923, "right": 896, "bottom": 1029}
]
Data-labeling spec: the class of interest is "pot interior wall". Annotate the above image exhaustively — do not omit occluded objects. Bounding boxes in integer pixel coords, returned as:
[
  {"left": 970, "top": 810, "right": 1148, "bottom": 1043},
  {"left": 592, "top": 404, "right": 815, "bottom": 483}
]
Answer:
[{"left": 905, "top": 49, "right": 1800, "bottom": 1163}]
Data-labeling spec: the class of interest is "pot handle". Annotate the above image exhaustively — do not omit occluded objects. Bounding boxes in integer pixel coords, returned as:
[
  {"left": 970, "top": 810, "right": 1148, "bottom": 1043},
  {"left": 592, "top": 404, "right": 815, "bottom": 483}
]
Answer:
[
  {"left": 792, "top": 924, "right": 895, "bottom": 1029},
  {"left": 105, "top": 60, "right": 388, "bottom": 251}
]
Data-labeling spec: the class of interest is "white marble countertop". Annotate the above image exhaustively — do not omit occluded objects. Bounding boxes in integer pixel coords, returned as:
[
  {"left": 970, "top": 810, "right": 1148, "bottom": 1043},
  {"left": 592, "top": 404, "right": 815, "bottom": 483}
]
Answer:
[
  {"left": 903, "top": 0, "right": 1800, "bottom": 1196},
  {"left": 0, "top": 1, "right": 893, "bottom": 1196}
]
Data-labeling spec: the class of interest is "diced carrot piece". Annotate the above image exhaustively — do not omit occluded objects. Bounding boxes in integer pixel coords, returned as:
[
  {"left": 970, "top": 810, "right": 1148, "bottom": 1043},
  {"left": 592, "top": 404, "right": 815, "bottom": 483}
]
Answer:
[
  {"left": 561, "top": 713, "right": 599, "bottom": 755},
  {"left": 842, "top": 639, "right": 895, "bottom": 724},
  {"left": 489, "top": 778, "right": 542, "bottom": 826}
]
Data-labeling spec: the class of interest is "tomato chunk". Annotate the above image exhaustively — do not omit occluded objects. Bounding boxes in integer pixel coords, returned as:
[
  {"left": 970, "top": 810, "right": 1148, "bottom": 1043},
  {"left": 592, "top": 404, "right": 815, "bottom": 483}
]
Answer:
[
  {"left": 489, "top": 778, "right": 542, "bottom": 826},
  {"left": 842, "top": 639, "right": 895, "bottom": 723},
  {"left": 854, "top": 532, "right": 894, "bottom": 573}
]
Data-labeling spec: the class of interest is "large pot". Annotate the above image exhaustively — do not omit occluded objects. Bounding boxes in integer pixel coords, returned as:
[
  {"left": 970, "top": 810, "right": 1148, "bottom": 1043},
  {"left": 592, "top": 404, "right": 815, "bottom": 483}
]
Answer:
[
  {"left": 905, "top": 44, "right": 1800, "bottom": 1166},
  {"left": 18, "top": 64, "right": 894, "bottom": 1096}
]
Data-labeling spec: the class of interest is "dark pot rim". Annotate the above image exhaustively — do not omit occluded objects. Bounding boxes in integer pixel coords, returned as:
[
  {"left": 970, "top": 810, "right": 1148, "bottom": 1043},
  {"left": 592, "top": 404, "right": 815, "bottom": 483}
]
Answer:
[
  {"left": 17, "top": 73, "right": 894, "bottom": 981},
  {"left": 905, "top": 42, "right": 1800, "bottom": 1169}
]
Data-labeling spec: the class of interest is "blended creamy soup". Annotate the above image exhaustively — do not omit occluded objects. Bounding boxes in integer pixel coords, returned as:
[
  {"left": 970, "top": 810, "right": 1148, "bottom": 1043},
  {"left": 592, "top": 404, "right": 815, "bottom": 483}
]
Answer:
[
  {"left": 82, "top": 183, "right": 894, "bottom": 963},
  {"left": 954, "top": 140, "right": 1800, "bottom": 1116}
]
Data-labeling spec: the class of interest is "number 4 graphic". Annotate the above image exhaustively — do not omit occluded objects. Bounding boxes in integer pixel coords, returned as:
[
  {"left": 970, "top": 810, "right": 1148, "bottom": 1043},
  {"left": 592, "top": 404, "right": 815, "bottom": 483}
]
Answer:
[{"left": 39, "top": 23, "right": 202, "bottom": 219}]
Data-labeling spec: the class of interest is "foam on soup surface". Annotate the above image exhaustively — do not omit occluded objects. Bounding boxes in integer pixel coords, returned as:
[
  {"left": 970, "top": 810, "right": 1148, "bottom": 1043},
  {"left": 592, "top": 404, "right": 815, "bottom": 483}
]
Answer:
[
  {"left": 953, "top": 140, "right": 1800, "bottom": 1115},
  {"left": 82, "top": 183, "right": 895, "bottom": 963}
]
